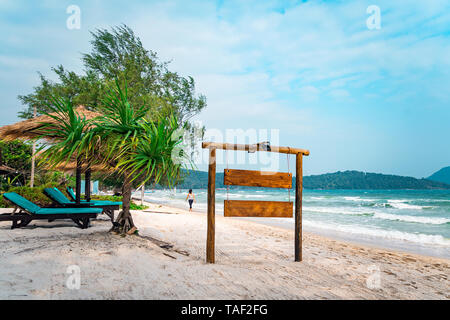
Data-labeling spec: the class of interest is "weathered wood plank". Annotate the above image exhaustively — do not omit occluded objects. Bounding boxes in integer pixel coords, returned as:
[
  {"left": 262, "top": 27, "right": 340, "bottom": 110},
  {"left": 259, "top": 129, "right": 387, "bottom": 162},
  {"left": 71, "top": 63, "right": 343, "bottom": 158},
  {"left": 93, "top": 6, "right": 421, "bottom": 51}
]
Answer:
[
  {"left": 224, "top": 200, "right": 293, "bottom": 218},
  {"left": 202, "top": 142, "right": 310, "bottom": 156},
  {"left": 224, "top": 169, "right": 292, "bottom": 189}
]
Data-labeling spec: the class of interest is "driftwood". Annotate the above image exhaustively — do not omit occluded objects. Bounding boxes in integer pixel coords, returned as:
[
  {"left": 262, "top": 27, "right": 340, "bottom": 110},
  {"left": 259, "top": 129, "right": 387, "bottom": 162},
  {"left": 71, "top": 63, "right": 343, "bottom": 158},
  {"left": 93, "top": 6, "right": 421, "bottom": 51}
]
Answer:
[{"left": 139, "top": 235, "right": 189, "bottom": 257}]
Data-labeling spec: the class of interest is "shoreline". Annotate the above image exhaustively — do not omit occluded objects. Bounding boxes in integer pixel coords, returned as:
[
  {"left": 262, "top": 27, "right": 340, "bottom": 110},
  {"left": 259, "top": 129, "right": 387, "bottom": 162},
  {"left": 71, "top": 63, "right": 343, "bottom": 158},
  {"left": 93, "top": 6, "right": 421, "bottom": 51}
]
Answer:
[
  {"left": 134, "top": 195, "right": 450, "bottom": 260},
  {"left": 0, "top": 202, "right": 449, "bottom": 299}
]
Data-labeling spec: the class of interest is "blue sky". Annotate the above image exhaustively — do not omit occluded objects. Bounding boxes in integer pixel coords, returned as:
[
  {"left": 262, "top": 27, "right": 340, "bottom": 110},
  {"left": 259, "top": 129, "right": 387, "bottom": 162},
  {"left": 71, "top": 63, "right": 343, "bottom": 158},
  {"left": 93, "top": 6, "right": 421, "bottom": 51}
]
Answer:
[{"left": 0, "top": 0, "right": 449, "bottom": 177}]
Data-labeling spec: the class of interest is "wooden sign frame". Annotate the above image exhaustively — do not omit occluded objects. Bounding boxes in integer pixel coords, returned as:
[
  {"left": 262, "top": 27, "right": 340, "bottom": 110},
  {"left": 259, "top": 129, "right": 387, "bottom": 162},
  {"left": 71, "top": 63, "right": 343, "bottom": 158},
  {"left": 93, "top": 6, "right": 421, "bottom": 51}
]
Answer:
[{"left": 202, "top": 142, "right": 310, "bottom": 263}]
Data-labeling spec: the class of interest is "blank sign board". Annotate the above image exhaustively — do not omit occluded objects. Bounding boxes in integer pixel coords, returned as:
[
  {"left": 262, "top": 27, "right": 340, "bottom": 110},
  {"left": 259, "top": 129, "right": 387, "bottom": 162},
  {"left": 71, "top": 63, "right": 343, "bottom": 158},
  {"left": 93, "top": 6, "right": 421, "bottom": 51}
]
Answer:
[
  {"left": 224, "top": 169, "right": 292, "bottom": 189},
  {"left": 224, "top": 200, "right": 293, "bottom": 218}
]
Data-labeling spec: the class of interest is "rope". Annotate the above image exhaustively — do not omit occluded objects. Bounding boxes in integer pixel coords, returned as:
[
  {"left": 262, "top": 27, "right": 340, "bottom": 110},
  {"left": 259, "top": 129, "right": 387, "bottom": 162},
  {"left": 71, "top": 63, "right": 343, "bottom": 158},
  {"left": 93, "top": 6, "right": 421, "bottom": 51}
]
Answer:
[
  {"left": 287, "top": 150, "right": 291, "bottom": 202},
  {"left": 226, "top": 149, "right": 229, "bottom": 201}
]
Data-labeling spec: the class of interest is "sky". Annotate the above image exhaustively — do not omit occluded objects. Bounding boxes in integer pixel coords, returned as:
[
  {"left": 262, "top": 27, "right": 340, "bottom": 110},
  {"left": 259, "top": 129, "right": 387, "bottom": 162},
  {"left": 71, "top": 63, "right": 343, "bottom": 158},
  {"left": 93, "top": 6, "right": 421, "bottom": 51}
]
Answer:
[{"left": 0, "top": 0, "right": 449, "bottom": 177}]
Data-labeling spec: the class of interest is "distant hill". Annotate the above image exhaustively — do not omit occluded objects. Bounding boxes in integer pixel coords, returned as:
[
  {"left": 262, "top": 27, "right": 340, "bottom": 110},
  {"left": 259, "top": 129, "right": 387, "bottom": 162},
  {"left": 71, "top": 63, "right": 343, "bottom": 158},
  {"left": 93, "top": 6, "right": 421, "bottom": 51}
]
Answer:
[
  {"left": 303, "top": 170, "right": 450, "bottom": 190},
  {"left": 174, "top": 169, "right": 450, "bottom": 190},
  {"left": 428, "top": 166, "right": 450, "bottom": 185}
]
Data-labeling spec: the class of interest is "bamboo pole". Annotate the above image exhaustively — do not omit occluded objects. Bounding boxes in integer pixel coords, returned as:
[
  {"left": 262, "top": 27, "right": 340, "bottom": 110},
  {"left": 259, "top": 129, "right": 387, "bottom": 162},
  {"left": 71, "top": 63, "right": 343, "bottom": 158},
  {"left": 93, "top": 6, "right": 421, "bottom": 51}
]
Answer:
[
  {"left": 206, "top": 147, "right": 216, "bottom": 263},
  {"left": 295, "top": 153, "right": 303, "bottom": 261},
  {"left": 202, "top": 142, "right": 309, "bottom": 156}
]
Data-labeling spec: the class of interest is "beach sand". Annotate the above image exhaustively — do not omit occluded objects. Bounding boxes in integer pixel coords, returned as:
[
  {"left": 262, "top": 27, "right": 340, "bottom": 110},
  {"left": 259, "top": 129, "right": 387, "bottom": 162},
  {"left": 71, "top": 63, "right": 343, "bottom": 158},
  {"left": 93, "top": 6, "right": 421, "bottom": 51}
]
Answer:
[{"left": 0, "top": 202, "right": 448, "bottom": 300}]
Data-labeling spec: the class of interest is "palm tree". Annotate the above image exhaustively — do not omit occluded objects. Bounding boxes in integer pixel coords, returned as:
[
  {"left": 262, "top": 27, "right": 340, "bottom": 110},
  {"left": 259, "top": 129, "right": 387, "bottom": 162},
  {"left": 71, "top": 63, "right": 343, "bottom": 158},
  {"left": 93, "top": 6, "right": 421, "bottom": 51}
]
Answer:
[
  {"left": 85, "top": 80, "right": 186, "bottom": 234},
  {"left": 36, "top": 96, "right": 95, "bottom": 203}
]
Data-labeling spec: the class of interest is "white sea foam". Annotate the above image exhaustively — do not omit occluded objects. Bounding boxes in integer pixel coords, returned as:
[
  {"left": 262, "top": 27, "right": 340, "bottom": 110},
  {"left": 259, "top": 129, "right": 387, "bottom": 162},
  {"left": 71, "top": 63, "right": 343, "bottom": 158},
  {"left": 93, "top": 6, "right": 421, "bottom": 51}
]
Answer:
[
  {"left": 304, "top": 206, "right": 374, "bottom": 216},
  {"left": 304, "top": 220, "right": 450, "bottom": 246},
  {"left": 373, "top": 212, "right": 449, "bottom": 225},
  {"left": 244, "top": 194, "right": 269, "bottom": 198},
  {"left": 343, "top": 196, "right": 377, "bottom": 202},
  {"left": 387, "top": 200, "right": 431, "bottom": 210}
]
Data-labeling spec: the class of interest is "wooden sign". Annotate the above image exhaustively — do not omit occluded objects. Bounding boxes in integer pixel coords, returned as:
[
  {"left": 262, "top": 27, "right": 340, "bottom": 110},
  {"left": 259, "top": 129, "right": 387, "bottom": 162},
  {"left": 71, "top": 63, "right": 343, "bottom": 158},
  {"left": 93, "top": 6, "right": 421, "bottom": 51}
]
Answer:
[
  {"left": 202, "top": 142, "right": 309, "bottom": 263},
  {"left": 224, "top": 200, "right": 293, "bottom": 218},
  {"left": 224, "top": 169, "right": 292, "bottom": 189}
]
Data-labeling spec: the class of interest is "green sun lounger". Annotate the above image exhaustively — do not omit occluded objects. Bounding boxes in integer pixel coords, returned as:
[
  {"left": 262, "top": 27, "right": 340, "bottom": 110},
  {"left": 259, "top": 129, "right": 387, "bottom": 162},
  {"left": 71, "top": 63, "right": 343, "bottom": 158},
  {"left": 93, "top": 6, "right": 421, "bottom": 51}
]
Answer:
[
  {"left": 66, "top": 187, "right": 122, "bottom": 206},
  {"left": 44, "top": 188, "right": 121, "bottom": 223},
  {"left": 0, "top": 192, "right": 102, "bottom": 229},
  {"left": 47, "top": 187, "right": 122, "bottom": 206}
]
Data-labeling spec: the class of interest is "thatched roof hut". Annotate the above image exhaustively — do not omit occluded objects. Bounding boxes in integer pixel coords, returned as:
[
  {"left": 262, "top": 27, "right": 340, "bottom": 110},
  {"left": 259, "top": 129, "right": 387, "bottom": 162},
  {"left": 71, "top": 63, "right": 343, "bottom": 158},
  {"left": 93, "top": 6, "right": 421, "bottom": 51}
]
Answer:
[{"left": 0, "top": 106, "right": 102, "bottom": 141}]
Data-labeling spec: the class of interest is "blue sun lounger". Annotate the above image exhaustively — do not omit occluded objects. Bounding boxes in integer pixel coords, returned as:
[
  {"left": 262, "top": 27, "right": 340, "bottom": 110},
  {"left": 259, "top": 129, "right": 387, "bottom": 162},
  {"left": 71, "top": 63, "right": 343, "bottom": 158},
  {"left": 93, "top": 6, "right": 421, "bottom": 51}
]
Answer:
[
  {"left": 0, "top": 192, "right": 102, "bottom": 229},
  {"left": 43, "top": 187, "right": 121, "bottom": 223}
]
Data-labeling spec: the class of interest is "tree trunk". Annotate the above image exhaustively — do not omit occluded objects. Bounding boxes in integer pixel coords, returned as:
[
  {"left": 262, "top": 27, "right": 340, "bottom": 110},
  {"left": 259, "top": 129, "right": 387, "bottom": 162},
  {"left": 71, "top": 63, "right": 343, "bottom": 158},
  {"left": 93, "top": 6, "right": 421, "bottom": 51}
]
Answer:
[
  {"left": 85, "top": 167, "right": 91, "bottom": 202},
  {"left": 111, "top": 173, "right": 136, "bottom": 235},
  {"left": 75, "top": 157, "right": 82, "bottom": 204}
]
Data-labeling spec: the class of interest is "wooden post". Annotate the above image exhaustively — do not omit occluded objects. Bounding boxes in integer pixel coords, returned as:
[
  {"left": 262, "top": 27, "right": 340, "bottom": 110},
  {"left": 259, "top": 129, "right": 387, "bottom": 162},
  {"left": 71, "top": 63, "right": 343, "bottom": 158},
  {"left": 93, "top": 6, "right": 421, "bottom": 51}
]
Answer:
[
  {"left": 30, "top": 106, "right": 37, "bottom": 188},
  {"left": 85, "top": 167, "right": 91, "bottom": 202},
  {"left": 206, "top": 147, "right": 216, "bottom": 263},
  {"left": 295, "top": 153, "right": 303, "bottom": 261},
  {"left": 75, "top": 158, "right": 82, "bottom": 204}
]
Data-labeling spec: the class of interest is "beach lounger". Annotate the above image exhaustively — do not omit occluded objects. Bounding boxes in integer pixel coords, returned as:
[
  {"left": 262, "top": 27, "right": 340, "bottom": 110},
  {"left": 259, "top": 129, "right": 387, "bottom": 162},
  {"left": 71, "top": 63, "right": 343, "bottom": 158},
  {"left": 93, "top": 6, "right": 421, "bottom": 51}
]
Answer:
[
  {"left": 0, "top": 192, "right": 102, "bottom": 229},
  {"left": 66, "top": 187, "right": 99, "bottom": 203},
  {"left": 43, "top": 188, "right": 121, "bottom": 223}
]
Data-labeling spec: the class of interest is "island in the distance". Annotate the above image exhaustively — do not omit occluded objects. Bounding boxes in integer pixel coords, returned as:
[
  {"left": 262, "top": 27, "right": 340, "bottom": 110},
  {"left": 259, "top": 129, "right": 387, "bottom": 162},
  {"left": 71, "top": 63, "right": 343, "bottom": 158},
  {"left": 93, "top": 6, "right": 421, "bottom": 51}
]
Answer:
[{"left": 173, "top": 168, "right": 450, "bottom": 190}]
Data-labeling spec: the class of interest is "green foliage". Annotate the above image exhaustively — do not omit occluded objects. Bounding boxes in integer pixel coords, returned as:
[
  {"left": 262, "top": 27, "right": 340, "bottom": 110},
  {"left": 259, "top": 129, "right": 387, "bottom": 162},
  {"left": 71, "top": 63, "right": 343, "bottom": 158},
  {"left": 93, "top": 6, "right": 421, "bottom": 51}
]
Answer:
[
  {"left": 0, "top": 140, "right": 33, "bottom": 190},
  {"left": 83, "top": 25, "right": 206, "bottom": 124},
  {"left": 18, "top": 25, "right": 206, "bottom": 131},
  {"left": 129, "top": 203, "right": 149, "bottom": 210},
  {"left": 18, "top": 67, "right": 104, "bottom": 119},
  {"left": 87, "top": 80, "right": 187, "bottom": 188},
  {"left": 37, "top": 96, "right": 94, "bottom": 170},
  {"left": 90, "top": 195, "right": 148, "bottom": 210},
  {"left": 0, "top": 140, "right": 32, "bottom": 173},
  {"left": 34, "top": 170, "right": 74, "bottom": 188},
  {"left": 0, "top": 183, "right": 61, "bottom": 208}
]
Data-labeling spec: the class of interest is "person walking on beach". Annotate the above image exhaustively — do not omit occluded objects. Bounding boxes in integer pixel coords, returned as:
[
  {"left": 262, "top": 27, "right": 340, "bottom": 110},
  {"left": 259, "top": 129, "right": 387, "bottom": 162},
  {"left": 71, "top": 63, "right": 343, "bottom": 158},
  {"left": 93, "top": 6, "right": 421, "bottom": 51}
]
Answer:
[{"left": 186, "top": 189, "right": 195, "bottom": 212}]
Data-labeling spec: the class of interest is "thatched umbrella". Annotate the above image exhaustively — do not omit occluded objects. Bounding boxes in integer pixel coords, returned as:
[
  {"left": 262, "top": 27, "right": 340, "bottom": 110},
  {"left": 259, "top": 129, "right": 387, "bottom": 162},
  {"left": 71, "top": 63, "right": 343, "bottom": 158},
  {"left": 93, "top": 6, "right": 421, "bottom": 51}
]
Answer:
[
  {"left": 52, "top": 162, "right": 112, "bottom": 174},
  {"left": 0, "top": 106, "right": 103, "bottom": 202},
  {"left": 0, "top": 106, "right": 101, "bottom": 141}
]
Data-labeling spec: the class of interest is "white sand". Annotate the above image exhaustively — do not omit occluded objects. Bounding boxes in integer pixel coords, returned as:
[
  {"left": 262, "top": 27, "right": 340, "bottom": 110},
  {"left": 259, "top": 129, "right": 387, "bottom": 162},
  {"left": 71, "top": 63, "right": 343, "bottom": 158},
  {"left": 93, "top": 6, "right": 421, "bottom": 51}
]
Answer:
[{"left": 0, "top": 203, "right": 448, "bottom": 300}]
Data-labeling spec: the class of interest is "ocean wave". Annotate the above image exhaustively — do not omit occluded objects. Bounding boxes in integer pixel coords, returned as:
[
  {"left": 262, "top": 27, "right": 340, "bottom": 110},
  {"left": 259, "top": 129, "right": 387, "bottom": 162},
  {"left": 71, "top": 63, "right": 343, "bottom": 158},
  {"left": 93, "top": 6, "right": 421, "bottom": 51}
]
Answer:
[
  {"left": 217, "top": 193, "right": 244, "bottom": 198},
  {"left": 373, "top": 212, "right": 450, "bottom": 225},
  {"left": 244, "top": 194, "right": 269, "bottom": 198},
  {"left": 387, "top": 200, "right": 432, "bottom": 210},
  {"left": 304, "top": 220, "right": 450, "bottom": 246},
  {"left": 304, "top": 206, "right": 374, "bottom": 216},
  {"left": 343, "top": 196, "right": 377, "bottom": 202}
]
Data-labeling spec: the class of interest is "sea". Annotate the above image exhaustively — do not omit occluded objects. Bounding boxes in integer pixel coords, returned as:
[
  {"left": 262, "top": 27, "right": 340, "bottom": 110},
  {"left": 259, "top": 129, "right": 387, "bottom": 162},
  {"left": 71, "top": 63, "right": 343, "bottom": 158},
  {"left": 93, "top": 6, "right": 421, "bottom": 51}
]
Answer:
[{"left": 141, "top": 188, "right": 450, "bottom": 259}]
